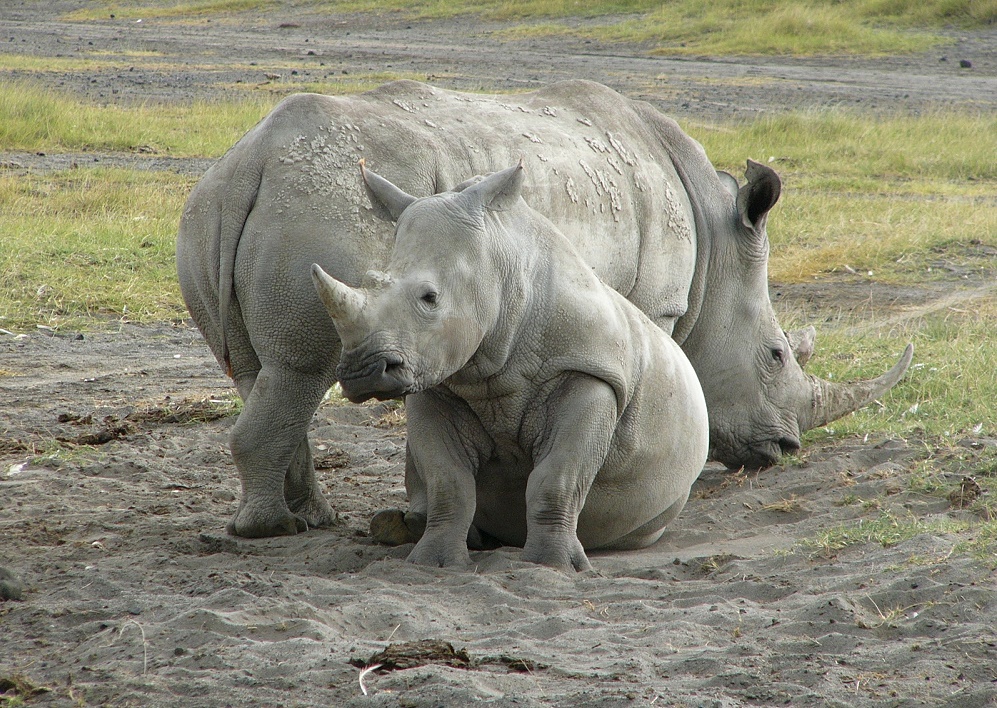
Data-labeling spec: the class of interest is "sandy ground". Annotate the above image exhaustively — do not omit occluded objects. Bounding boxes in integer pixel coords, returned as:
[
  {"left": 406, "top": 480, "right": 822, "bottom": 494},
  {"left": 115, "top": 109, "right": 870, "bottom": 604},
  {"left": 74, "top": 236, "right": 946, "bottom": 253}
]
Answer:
[{"left": 2, "top": 3, "right": 997, "bottom": 706}]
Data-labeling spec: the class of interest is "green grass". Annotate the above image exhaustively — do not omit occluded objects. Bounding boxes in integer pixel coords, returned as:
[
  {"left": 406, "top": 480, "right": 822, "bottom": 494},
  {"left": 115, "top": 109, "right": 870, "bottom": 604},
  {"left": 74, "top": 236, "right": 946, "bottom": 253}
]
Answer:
[
  {"left": 64, "top": 0, "right": 275, "bottom": 21},
  {"left": 800, "top": 444, "right": 997, "bottom": 567},
  {"left": 802, "top": 509, "right": 963, "bottom": 554},
  {"left": 801, "top": 507, "right": 997, "bottom": 567},
  {"left": 62, "top": 0, "right": 997, "bottom": 57},
  {"left": 0, "top": 81, "right": 273, "bottom": 156},
  {"left": 0, "top": 168, "right": 191, "bottom": 330}
]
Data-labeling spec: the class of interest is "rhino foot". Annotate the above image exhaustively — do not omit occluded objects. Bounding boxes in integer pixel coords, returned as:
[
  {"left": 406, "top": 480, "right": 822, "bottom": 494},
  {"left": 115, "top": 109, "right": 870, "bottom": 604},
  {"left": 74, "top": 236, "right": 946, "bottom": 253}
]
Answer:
[
  {"left": 522, "top": 535, "right": 592, "bottom": 573},
  {"left": 406, "top": 533, "right": 472, "bottom": 568},
  {"left": 370, "top": 509, "right": 425, "bottom": 546},
  {"left": 226, "top": 504, "right": 308, "bottom": 538}
]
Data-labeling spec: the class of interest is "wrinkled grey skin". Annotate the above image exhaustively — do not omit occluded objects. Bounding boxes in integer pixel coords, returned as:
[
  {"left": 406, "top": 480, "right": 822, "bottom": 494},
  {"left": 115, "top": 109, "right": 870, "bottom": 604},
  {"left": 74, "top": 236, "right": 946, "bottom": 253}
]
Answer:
[
  {"left": 177, "top": 80, "right": 911, "bottom": 538},
  {"left": 312, "top": 163, "right": 709, "bottom": 571}
]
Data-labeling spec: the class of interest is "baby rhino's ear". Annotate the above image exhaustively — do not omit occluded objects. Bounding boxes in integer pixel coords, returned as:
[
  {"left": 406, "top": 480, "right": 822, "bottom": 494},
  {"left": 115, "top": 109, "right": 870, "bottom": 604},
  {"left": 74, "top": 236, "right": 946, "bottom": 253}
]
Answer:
[{"left": 360, "top": 159, "right": 417, "bottom": 222}]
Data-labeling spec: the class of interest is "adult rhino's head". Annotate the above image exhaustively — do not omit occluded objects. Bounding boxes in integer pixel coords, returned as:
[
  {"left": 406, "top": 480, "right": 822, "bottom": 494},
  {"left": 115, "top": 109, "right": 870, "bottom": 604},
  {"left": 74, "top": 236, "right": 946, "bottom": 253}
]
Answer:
[
  {"left": 678, "top": 159, "right": 913, "bottom": 470},
  {"left": 312, "top": 162, "right": 526, "bottom": 403}
]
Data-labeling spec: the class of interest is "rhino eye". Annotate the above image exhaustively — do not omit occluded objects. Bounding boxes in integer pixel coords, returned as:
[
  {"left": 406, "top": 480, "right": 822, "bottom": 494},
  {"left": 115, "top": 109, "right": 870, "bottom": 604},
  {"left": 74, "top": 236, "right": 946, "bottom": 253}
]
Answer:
[
  {"left": 770, "top": 347, "right": 785, "bottom": 364},
  {"left": 420, "top": 290, "right": 439, "bottom": 306}
]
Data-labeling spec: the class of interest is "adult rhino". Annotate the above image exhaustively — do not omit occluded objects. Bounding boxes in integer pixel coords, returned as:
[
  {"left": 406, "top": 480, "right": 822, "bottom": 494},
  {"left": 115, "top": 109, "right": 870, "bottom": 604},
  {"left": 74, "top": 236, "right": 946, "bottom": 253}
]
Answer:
[
  {"left": 177, "top": 79, "right": 911, "bottom": 539},
  {"left": 313, "top": 162, "right": 709, "bottom": 571}
]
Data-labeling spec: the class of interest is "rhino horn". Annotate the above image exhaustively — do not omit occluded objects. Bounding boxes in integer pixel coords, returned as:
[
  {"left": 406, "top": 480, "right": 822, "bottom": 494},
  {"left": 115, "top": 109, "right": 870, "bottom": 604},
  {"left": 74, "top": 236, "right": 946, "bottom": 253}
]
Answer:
[
  {"left": 311, "top": 263, "right": 366, "bottom": 324},
  {"left": 461, "top": 161, "right": 526, "bottom": 212},
  {"left": 360, "top": 159, "right": 417, "bottom": 221},
  {"left": 803, "top": 343, "right": 914, "bottom": 431}
]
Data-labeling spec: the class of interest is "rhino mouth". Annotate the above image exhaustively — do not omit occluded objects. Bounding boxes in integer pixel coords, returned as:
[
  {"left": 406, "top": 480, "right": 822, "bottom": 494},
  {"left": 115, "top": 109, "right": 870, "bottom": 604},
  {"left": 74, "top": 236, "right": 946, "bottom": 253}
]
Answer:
[
  {"left": 713, "top": 435, "right": 801, "bottom": 471},
  {"left": 337, "top": 350, "right": 415, "bottom": 403}
]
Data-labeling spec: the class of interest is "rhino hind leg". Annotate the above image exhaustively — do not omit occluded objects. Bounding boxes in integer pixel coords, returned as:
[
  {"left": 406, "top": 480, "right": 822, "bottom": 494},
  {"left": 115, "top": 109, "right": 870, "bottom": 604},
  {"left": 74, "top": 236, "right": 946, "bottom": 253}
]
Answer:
[
  {"left": 283, "top": 435, "right": 337, "bottom": 529},
  {"left": 596, "top": 490, "right": 690, "bottom": 552},
  {"left": 226, "top": 364, "right": 335, "bottom": 538}
]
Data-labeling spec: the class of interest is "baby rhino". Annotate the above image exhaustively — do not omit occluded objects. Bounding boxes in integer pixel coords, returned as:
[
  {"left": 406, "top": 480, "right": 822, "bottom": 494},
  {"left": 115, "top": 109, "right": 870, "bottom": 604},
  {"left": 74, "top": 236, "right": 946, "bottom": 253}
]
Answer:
[{"left": 311, "top": 162, "right": 708, "bottom": 571}]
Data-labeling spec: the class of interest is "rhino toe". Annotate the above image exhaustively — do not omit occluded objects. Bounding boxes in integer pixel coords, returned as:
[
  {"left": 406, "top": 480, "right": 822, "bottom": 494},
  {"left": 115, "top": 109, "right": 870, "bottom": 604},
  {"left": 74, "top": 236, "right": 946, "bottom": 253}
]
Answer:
[
  {"left": 226, "top": 506, "right": 308, "bottom": 538},
  {"left": 288, "top": 492, "right": 338, "bottom": 529}
]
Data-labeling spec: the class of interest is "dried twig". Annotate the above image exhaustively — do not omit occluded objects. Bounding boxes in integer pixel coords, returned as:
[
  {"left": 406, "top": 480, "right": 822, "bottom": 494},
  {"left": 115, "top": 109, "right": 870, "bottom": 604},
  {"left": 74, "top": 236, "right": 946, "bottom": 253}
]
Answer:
[
  {"left": 119, "top": 619, "right": 148, "bottom": 675},
  {"left": 358, "top": 663, "right": 382, "bottom": 696}
]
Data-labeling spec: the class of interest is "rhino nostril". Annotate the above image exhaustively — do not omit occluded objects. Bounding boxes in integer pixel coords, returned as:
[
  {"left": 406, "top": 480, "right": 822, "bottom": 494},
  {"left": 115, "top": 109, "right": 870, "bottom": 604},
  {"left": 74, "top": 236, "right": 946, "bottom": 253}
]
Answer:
[
  {"left": 778, "top": 437, "right": 801, "bottom": 455},
  {"left": 383, "top": 353, "right": 405, "bottom": 372}
]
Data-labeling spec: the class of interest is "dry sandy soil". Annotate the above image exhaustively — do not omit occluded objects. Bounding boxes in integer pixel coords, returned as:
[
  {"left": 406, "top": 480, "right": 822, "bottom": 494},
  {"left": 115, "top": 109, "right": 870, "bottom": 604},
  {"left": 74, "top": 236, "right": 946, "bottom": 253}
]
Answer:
[{"left": 2, "top": 3, "right": 997, "bottom": 706}]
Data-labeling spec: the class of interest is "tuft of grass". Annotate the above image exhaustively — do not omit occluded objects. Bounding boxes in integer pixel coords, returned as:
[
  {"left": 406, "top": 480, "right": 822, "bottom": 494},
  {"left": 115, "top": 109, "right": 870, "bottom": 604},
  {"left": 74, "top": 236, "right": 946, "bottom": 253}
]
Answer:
[
  {"left": 63, "top": 0, "right": 275, "bottom": 21},
  {"left": 801, "top": 509, "right": 963, "bottom": 555},
  {"left": 761, "top": 495, "right": 806, "bottom": 513}
]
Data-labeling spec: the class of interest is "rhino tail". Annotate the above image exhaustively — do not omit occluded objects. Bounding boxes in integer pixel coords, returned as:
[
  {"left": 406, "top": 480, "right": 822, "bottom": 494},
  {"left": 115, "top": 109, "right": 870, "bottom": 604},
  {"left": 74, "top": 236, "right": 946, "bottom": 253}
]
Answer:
[{"left": 217, "top": 151, "right": 266, "bottom": 378}]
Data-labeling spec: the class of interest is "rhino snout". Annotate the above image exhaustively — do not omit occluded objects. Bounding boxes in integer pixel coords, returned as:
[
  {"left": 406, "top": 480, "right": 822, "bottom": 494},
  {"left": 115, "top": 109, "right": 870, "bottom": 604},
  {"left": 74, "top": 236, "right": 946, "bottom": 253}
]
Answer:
[
  {"left": 337, "top": 351, "right": 413, "bottom": 403},
  {"left": 713, "top": 433, "right": 801, "bottom": 471}
]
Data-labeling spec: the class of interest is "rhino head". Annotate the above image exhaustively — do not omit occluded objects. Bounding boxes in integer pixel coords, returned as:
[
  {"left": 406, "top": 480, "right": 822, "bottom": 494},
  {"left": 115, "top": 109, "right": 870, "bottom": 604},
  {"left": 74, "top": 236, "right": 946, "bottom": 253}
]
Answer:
[
  {"left": 311, "top": 163, "right": 525, "bottom": 403},
  {"left": 678, "top": 159, "right": 913, "bottom": 470}
]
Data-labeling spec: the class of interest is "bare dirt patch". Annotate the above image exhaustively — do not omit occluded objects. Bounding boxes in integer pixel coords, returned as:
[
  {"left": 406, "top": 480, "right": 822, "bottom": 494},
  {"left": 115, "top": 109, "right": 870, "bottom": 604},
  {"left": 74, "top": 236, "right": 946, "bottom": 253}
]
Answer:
[{"left": 2, "top": 4, "right": 996, "bottom": 707}]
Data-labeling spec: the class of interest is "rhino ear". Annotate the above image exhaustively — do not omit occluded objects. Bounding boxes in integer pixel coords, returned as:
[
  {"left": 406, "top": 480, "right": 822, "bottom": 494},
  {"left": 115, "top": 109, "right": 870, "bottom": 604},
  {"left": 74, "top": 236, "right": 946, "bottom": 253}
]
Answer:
[
  {"left": 787, "top": 325, "right": 816, "bottom": 368},
  {"left": 360, "top": 159, "right": 417, "bottom": 222},
  {"left": 736, "top": 159, "right": 781, "bottom": 230},
  {"left": 462, "top": 161, "right": 526, "bottom": 212}
]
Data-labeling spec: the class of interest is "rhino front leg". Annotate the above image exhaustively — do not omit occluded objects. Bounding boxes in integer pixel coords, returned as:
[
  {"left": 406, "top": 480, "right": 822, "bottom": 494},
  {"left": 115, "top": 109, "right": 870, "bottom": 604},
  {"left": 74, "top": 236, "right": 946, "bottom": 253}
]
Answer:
[
  {"left": 369, "top": 447, "right": 427, "bottom": 546},
  {"left": 227, "top": 364, "right": 334, "bottom": 538},
  {"left": 403, "top": 391, "right": 484, "bottom": 568},
  {"left": 521, "top": 375, "right": 618, "bottom": 572}
]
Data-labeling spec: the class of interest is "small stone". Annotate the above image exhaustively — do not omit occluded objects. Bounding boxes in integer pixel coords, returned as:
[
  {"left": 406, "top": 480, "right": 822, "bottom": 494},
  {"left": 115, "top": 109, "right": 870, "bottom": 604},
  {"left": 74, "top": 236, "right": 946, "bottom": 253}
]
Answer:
[
  {"left": 959, "top": 59, "right": 972, "bottom": 68},
  {"left": 0, "top": 567, "right": 24, "bottom": 601},
  {"left": 212, "top": 489, "right": 236, "bottom": 502}
]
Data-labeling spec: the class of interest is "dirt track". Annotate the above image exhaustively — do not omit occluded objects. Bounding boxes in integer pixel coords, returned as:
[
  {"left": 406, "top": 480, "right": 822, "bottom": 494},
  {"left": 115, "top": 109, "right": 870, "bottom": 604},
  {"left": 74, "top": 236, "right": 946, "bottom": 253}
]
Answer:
[{"left": 2, "top": 4, "right": 997, "bottom": 707}]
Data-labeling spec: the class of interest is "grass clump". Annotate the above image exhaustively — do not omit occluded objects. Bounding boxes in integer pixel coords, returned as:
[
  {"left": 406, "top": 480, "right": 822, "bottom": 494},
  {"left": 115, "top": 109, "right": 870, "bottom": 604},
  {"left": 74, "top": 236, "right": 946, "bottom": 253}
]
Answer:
[
  {"left": 64, "top": 0, "right": 275, "bottom": 21},
  {"left": 801, "top": 509, "right": 963, "bottom": 555},
  {"left": 801, "top": 506, "right": 997, "bottom": 567}
]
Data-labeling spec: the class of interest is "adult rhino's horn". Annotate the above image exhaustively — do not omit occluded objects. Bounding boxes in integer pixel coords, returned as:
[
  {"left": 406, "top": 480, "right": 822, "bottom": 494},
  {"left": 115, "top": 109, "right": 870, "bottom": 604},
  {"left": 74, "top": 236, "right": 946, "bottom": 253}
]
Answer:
[
  {"left": 360, "top": 159, "right": 417, "bottom": 221},
  {"left": 803, "top": 344, "right": 914, "bottom": 430},
  {"left": 311, "top": 263, "right": 366, "bottom": 324}
]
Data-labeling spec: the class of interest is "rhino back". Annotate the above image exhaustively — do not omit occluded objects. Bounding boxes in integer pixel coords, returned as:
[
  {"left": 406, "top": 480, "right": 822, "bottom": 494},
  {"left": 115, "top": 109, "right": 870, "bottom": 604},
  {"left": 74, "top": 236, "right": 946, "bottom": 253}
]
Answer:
[{"left": 180, "top": 81, "right": 700, "bottom": 372}]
